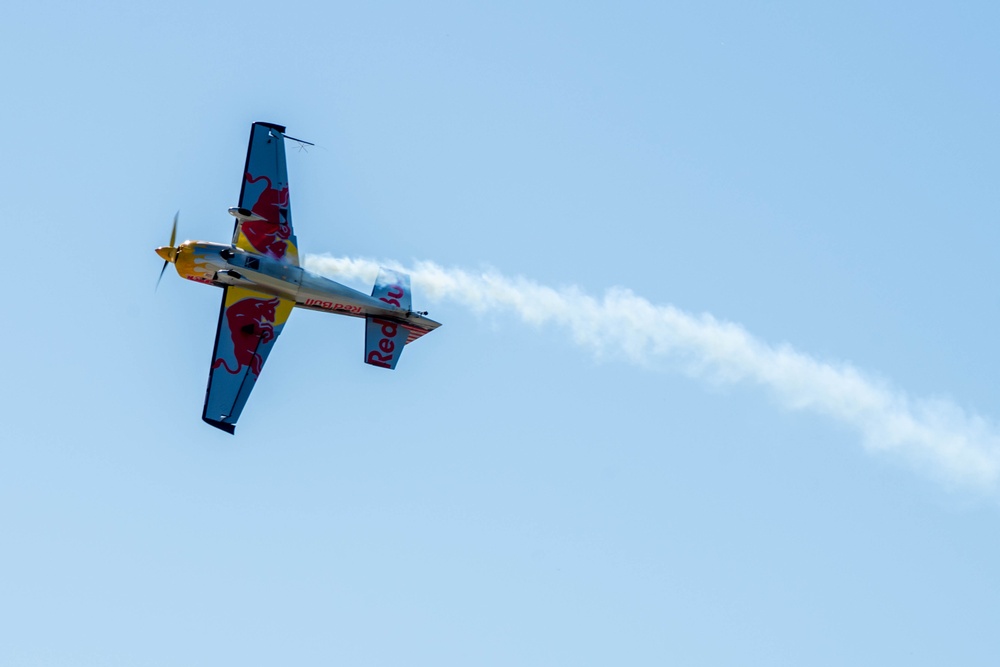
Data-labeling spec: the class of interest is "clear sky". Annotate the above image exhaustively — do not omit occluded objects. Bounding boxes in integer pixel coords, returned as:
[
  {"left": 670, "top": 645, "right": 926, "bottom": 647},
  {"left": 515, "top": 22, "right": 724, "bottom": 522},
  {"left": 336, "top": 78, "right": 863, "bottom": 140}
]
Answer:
[{"left": 3, "top": 1, "right": 1000, "bottom": 665}]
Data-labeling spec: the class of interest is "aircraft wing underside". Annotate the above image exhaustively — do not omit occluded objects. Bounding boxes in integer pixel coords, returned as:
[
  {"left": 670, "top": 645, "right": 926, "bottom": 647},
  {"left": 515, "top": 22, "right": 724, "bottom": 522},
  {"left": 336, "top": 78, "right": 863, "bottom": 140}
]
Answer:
[
  {"left": 232, "top": 122, "right": 300, "bottom": 266},
  {"left": 202, "top": 286, "right": 295, "bottom": 433}
]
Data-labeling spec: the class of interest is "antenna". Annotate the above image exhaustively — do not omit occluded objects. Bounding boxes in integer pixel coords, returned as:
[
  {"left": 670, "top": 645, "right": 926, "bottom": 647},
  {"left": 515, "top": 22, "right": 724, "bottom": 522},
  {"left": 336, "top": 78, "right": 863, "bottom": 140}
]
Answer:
[{"left": 284, "top": 134, "right": 315, "bottom": 152}]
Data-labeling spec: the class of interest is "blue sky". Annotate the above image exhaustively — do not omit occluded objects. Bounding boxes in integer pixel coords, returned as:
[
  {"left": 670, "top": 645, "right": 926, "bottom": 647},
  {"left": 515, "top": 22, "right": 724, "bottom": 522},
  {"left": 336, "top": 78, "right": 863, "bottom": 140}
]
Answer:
[{"left": 3, "top": 1, "right": 1000, "bottom": 664}]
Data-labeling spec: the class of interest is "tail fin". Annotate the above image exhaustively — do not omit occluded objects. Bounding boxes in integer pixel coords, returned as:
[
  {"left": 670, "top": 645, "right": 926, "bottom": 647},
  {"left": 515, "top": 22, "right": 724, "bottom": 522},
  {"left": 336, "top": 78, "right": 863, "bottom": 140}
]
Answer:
[
  {"left": 363, "top": 267, "right": 441, "bottom": 370},
  {"left": 365, "top": 268, "right": 412, "bottom": 369}
]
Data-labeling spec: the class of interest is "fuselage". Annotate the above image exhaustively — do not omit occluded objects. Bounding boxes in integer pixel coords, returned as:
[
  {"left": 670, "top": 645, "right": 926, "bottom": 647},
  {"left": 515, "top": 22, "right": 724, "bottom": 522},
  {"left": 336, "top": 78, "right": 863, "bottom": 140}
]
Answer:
[{"left": 169, "top": 240, "right": 437, "bottom": 328}]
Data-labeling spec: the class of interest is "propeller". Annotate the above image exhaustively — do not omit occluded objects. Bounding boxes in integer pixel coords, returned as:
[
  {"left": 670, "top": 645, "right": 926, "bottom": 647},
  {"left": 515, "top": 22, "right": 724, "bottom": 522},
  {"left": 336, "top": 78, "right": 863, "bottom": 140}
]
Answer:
[{"left": 155, "top": 211, "right": 179, "bottom": 291}]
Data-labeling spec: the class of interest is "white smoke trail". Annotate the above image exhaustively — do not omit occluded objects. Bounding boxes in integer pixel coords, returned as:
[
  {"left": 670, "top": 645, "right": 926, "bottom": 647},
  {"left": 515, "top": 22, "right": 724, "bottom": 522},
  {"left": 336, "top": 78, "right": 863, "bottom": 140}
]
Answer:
[{"left": 305, "top": 254, "right": 1000, "bottom": 494}]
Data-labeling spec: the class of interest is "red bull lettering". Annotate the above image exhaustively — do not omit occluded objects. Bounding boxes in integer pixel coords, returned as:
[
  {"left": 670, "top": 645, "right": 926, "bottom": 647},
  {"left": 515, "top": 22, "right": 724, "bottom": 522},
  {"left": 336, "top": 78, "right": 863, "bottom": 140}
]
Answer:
[
  {"left": 366, "top": 318, "right": 400, "bottom": 368},
  {"left": 301, "top": 299, "right": 363, "bottom": 314},
  {"left": 304, "top": 298, "right": 333, "bottom": 309},
  {"left": 379, "top": 283, "right": 405, "bottom": 308}
]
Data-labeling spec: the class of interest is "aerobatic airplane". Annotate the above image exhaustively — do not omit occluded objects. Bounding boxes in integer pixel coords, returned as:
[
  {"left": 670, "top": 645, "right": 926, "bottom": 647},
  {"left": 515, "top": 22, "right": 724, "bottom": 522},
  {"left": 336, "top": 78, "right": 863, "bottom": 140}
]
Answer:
[{"left": 155, "top": 121, "right": 441, "bottom": 433}]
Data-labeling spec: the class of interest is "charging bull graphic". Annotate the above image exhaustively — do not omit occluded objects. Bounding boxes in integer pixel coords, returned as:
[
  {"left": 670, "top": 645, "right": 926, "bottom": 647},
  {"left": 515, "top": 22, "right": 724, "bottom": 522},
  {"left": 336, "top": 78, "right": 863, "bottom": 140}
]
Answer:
[
  {"left": 241, "top": 173, "right": 291, "bottom": 259},
  {"left": 213, "top": 296, "right": 281, "bottom": 376}
]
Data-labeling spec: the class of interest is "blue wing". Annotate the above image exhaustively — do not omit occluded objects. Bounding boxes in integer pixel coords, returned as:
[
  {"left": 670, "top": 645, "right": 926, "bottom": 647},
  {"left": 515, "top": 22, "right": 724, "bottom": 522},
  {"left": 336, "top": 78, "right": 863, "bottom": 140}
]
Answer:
[
  {"left": 202, "top": 286, "right": 295, "bottom": 434},
  {"left": 232, "top": 121, "right": 300, "bottom": 265}
]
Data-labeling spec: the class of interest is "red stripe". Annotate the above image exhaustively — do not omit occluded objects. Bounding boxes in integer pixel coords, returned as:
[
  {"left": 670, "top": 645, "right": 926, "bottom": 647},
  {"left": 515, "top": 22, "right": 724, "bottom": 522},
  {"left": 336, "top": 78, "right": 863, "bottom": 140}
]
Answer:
[{"left": 402, "top": 324, "right": 431, "bottom": 345}]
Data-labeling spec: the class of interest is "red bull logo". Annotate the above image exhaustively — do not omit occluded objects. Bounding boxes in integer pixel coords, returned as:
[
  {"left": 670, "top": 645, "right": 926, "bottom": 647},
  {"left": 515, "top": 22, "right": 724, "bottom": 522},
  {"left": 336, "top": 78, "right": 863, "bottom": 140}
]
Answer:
[
  {"left": 241, "top": 172, "right": 291, "bottom": 259},
  {"left": 213, "top": 296, "right": 280, "bottom": 376}
]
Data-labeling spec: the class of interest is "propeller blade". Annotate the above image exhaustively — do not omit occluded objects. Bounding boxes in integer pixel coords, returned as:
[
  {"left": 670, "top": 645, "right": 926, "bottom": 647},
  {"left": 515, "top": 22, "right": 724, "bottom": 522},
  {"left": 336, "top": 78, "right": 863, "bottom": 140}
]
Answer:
[
  {"left": 156, "top": 260, "right": 169, "bottom": 291},
  {"left": 169, "top": 211, "right": 178, "bottom": 248},
  {"left": 156, "top": 211, "right": 179, "bottom": 291}
]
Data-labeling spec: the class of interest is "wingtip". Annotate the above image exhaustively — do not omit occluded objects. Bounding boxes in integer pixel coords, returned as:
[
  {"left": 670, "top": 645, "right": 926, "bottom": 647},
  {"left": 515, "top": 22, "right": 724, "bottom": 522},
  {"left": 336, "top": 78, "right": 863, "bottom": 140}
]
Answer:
[
  {"left": 202, "top": 417, "right": 236, "bottom": 435},
  {"left": 254, "top": 121, "right": 287, "bottom": 134}
]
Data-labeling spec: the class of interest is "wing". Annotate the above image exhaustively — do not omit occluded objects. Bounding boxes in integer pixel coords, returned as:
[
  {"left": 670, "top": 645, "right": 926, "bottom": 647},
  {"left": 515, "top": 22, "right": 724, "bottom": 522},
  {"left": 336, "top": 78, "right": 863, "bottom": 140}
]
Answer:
[
  {"left": 202, "top": 286, "right": 295, "bottom": 434},
  {"left": 232, "top": 121, "right": 300, "bottom": 266}
]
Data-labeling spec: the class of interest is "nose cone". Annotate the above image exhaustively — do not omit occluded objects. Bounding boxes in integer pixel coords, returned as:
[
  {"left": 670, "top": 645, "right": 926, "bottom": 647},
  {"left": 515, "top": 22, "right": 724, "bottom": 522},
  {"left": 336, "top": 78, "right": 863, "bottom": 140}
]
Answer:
[{"left": 155, "top": 246, "right": 177, "bottom": 263}]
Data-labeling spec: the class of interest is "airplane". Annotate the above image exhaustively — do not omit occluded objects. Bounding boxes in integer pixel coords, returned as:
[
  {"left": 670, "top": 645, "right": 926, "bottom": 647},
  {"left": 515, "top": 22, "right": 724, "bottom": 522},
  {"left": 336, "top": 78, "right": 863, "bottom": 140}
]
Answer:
[{"left": 155, "top": 121, "right": 441, "bottom": 434}]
